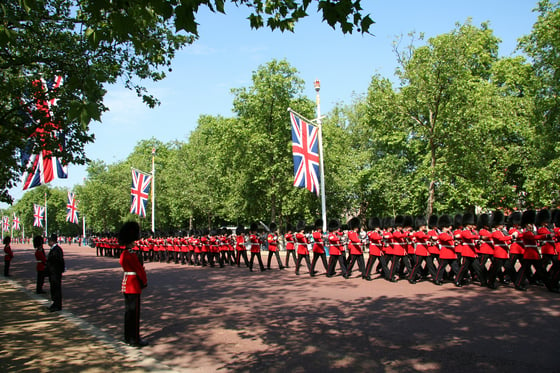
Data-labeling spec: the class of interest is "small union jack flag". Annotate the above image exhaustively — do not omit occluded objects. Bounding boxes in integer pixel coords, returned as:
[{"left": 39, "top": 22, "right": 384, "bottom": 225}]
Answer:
[
  {"left": 66, "top": 192, "right": 79, "bottom": 224},
  {"left": 21, "top": 76, "right": 68, "bottom": 190},
  {"left": 2, "top": 216, "right": 9, "bottom": 232},
  {"left": 290, "top": 112, "right": 321, "bottom": 196},
  {"left": 12, "top": 213, "right": 20, "bottom": 231},
  {"left": 130, "top": 169, "right": 152, "bottom": 217},
  {"left": 33, "top": 204, "right": 45, "bottom": 227}
]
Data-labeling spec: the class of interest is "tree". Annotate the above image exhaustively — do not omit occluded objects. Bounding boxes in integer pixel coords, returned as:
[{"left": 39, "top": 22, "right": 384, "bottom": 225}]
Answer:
[{"left": 0, "top": 0, "right": 373, "bottom": 203}]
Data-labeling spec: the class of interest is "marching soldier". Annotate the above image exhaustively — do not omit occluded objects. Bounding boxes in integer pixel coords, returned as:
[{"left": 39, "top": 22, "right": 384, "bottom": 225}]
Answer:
[
  {"left": 488, "top": 210, "right": 516, "bottom": 289},
  {"left": 235, "top": 225, "right": 249, "bottom": 267},
  {"left": 310, "top": 219, "right": 328, "bottom": 276},
  {"left": 455, "top": 213, "right": 487, "bottom": 287},
  {"left": 248, "top": 223, "right": 265, "bottom": 272},
  {"left": 408, "top": 216, "right": 435, "bottom": 284},
  {"left": 346, "top": 217, "right": 367, "bottom": 279},
  {"left": 434, "top": 215, "right": 459, "bottom": 285},
  {"left": 327, "top": 219, "right": 348, "bottom": 278},
  {"left": 266, "top": 223, "right": 285, "bottom": 270},
  {"left": 294, "top": 221, "right": 312, "bottom": 276},
  {"left": 365, "top": 217, "right": 390, "bottom": 281},
  {"left": 284, "top": 223, "right": 296, "bottom": 268}
]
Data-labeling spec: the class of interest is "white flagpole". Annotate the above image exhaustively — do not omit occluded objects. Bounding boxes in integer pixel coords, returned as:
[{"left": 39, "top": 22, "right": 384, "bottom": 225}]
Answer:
[
  {"left": 151, "top": 147, "right": 156, "bottom": 234},
  {"left": 314, "top": 80, "right": 327, "bottom": 232},
  {"left": 45, "top": 192, "right": 48, "bottom": 238},
  {"left": 82, "top": 215, "right": 86, "bottom": 239}
]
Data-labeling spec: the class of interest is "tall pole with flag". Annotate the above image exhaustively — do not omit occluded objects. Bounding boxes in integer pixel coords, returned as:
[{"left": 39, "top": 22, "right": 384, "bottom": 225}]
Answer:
[
  {"left": 314, "top": 80, "right": 327, "bottom": 232},
  {"left": 151, "top": 147, "right": 156, "bottom": 234},
  {"left": 44, "top": 192, "right": 48, "bottom": 238}
]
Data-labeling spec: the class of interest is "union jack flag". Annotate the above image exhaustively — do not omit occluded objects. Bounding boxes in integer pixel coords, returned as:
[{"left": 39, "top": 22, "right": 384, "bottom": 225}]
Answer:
[
  {"left": 33, "top": 204, "right": 45, "bottom": 227},
  {"left": 66, "top": 192, "right": 79, "bottom": 224},
  {"left": 12, "top": 213, "right": 20, "bottom": 231},
  {"left": 130, "top": 169, "right": 152, "bottom": 217},
  {"left": 2, "top": 216, "right": 9, "bottom": 232},
  {"left": 21, "top": 76, "right": 68, "bottom": 190},
  {"left": 290, "top": 112, "right": 321, "bottom": 196}
]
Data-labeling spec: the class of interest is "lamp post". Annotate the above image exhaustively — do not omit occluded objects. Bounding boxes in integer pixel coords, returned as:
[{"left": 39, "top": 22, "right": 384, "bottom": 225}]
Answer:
[{"left": 314, "top": 80, "right": 327, "bottom": 233}]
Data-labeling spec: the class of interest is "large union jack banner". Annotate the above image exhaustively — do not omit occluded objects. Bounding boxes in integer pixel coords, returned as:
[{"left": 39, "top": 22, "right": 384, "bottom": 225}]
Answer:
[
  {"left": 21, "top": 76, "right": 68, "bottom": 190},
  {"left": 12, "top": 213, "right": 20, "bottom": 231},
  {"left": 33, "top": 204, "right": 45, "bottom": 227},
  {"left": 130, "top": 169, "right": 152, "bottom": 217},
  {"left": 66, "top": 192, "right": 79, "bottom": 224},
  {"left": 290, "top": 112, "right": 320, "bottom": 196},
  {"left": 2, "top": 216, "right": 9, "bottom": 232}
]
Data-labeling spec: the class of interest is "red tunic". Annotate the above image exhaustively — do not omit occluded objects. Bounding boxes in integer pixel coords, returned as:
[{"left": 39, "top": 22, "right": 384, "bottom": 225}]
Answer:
[
  {"left": 478, "top": 229, "right": 494, "bottom": 255},
  {"left": 312, "top": 231, "right": 325, "bottom": 254},
  {"left": 538, "top": 227, "right": 557, "bottom": 255},
  {"left": 267, "top": 233, "right": 278, "bottom": 252},
  {"left": 35, "top": 248, "right": 47, "bottom": 271},
  {"left": 120, "top": 249, "right": 147, "bottom": 294},
  {"left": 347, "top": 231, "right": 363, "bottom": 255},
  {"left": 412, "top": 230, "right": 429, "bottom": 257},
  {"left": 520, "top": 230, "right": 542, "bottom": 260},
  {"left": 295, "top": 233, "right": 309, "bottom": 255},
  {"left": 235, "top": 235, "right": 245, "bottom": 251},
  {"left": 460, "top": 229, "right": 479, "bottom": 258},
  {"left": 328, "top": 232, "right": 344, "bottom": 256},
  {"left": 491, "top": 229, "right": 511, "bottom": 259},
  {"left": 427, "top": 229, "right": 440, "bottom": 255},
  {"left": 4, "top": 244, "right": 13, "bottom": 261},
  {"left": 438, "top": 232, "right": 456, "bottom": 260},
  {"left": 508, "top": 228, "right": 525, "bottom": 255},
  {"left": 367, "top": 231, "right": 384, "bottom": 256},
  {"left": 285, "top": 233, "right": 295, "bottom": 251},
  {"left": 391, "top": 230, "right": 407, "bottom": 256},
  {"left": 249, "top": 234, "right": 261, "bottom": 253}
]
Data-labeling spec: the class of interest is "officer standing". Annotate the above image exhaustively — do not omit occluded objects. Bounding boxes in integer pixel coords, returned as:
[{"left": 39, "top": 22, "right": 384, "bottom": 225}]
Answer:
[
  {"left": 33, "top": 235, "right": 49, "bottom": 294},
  {"left": 46, "top": 234, "right": 65, "bottom": 312},
  {"left": 119, "top": 221, "right": 149, "bottom": 347}
]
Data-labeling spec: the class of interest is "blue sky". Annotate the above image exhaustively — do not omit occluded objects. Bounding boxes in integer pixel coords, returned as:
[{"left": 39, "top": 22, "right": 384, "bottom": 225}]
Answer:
[{"left": 3, "top": 0, "right": 540, "bottom": 207}]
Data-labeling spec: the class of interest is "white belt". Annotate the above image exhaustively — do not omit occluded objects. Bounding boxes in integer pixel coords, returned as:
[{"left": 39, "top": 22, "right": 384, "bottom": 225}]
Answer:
[
  {"left": 525, "top": 245, "right": 537, "bottom": 248},
  {"left": 124, "top": 272, "right": 137, "bottom": 275},
  {"left": 464, "top": 243, "right": 476, "bottom": 246},
  {"left": 441, "top": 245, "right": 454, "bottom": 248}
]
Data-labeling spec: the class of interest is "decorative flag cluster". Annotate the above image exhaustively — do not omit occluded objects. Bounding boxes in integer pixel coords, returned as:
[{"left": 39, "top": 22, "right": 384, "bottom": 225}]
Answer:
[
  {"left": 33, "top": 204, "right": 45, "bottom": 227},
  {"left": 130, "top": 169, "right": 153, "bottom": 218},
  {"left": 21, "top": 76, "right": 68, "bottom": 190},
  {"left": 66, "top": 192, "right": 79, "bottom": 224},
  {"left": 2, "top": 216, "right": 9, "bottom": 232},
  {"left": 290, "top": 112, "right": 321, "bottom": 196}
]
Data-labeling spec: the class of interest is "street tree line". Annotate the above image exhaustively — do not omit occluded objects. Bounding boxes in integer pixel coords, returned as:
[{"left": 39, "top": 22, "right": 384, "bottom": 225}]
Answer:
[{"left": 2, "top": 2, "right": 560, "bottom": 236}]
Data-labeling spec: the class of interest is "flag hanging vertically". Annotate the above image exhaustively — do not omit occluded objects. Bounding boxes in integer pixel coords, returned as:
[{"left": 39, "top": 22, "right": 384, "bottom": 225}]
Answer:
[
  {"left": 2, "top": 216, "right": 9, "bottom": 232},
  {"left": 66, "top": 192, "right": 79, "bottom": 224},
  {"left": 33, "top": 204, "right": 45, "bottom": 227},
  {"left": 12, "top": 213, "right": 20, "bottom": 231},
  {"left": 130, "top": 169, "right": 153, "bottom": 217},
  {"left": 21, "top": 76, "right": 68, "bottom": 190},
  {"left": 290, "top": 111, "right": 321, "bottom": 196}
]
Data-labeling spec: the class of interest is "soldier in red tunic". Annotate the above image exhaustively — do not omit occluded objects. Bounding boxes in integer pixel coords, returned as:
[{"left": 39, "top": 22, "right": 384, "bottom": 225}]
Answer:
[
  {"left": 407, "top": 216, "right": 434, "bottom": 284},
  {"left": 284, "top": 223, "right": 296, "bottom": 268},
  {"left": 434, "top": 215, "right": 459, "bottom": 285},
  {"left": 327, "top": 219, "right": 348, "bottom": 278},
  {"left": 310, "top": 219, "right": 328, "bottom": 276},
  {"left": 488, "top": 210, "right": 516, "bottom": 289},
  {"left": 346, "top": 217, "right": 367, "bottom": 279},
  {"left": 455, "top": 213, "right": 487, "bottom": 287},
  {"left": 294, "top": 221, "right": 312, "bottom": 276},
  {"left": 33, "top": 235, "right": 48, "bottom": 294},
  {"left": 119, "top": 221, "right": 148, "bottom": 347},
  {"left": 248, "top": 222, "right": 265, "bottom": 272},
  {"left": 266, "top": 223, "right": 285, "bottom": 270},
  {"left": 365, "top": 217, "right": 390, "bottom": 281},
  {"left": 235, "top": 225, "right": 249, "bottom": 267}
]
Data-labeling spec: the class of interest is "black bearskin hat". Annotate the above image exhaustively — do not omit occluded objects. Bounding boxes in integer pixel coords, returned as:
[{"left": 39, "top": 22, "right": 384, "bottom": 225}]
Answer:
[
  {"left": 415, "top": 216, "right": 427, "bottom": 229},
  {"left": 328, "top": 219, "right": 340, "bottom": 231},
  {"left": 536, "top": 209, "right": 551, "bottom": 226},
  {"left": 428, "top": 215, "right": 438, "bottom": 229},
  {"left": 368, "top": 217, "right": 381, "bottom": 230},
  {"left": 477, "top": 213, "right": 490, "bottom": 228},
  {"left": 285, "top": 222, "right": 293, "bottom": 232},
  {"left": 314, "top": 219, "right": 323, "bottom": 229},
  {"left": 269, "top": 222, "right": 277, "bottom": 231},
  {"left": 296, "top": 220, "right": 306, "bottom": 232},
  {"left": 118, "top": 221, "right": 140, "bottom": 245},
  {"left": 394, "top": 215, "right": 404, "bottom": 227},
  {"left": 552, "top": 210, "right": 560, "bottom": 227},
  {"left": 521, "top": 210, "right": 536, "bottom": 227},
  {"left": 508, "top": 211, "right": 522, "bottom": 226},
  {"left": 438, "top": 214, "right": 452, "bottom": 228},
  {"left": 236, "top": 225, "right": 245, "bottom": 235},
  {"left": 462, "top": 213, "right": 476, "bottom": 226},
  {"left": 491, "top": 210, "right": 505, "bottom": 227},
  {"left": 403, "top": 215, "right": 413, "bottom": 228},
  {"left": 454, "top": 214, "right": 463, "bottom": 228},
  {"left": 348, "top": 217, "right": 360, "bottom": 230},
  {"left": 250, "top": 222, "right": 259, "bottom": 232}
]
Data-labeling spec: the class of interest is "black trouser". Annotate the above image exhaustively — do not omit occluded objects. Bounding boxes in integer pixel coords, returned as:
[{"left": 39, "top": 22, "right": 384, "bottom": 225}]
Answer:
[
  {"left": 366, "top": 255, "right": 390, "bottom": 279},
  {"left": 124, "top": 293, "right": 141, "bottom": 343},
  {"left": 456, "top": 256, "right": 486, "bottom": 286},
  {"left": 267, "top": 250, "right": 284, "bottom": 269},
  {"left": 311, "top": 252, "right": 328, "bottom": 273},
  {"left": 327, "top": 254, "right": 347, "bottom": 276},
  {"left": 479, "top": 254, "right": 492, "bottom": 271},
  {"left": 408, "top": 255, "right": 435, "bottom": 282},
  {"left": 435, "top": 259, "right": 459, "bottom": 283},
  {"left": 249, "top": 252, "right": 265, "bottom": 271},
  {"left": 295, "top": 254, "right": 311, "bottom": 275},
  {"left": 49, "top": 272, "right": 62, "bottom": 309},
  {"left": 227, "top": 251, "right": 236, "bottom": 265},
  {"left": 488, "top": 257, "right": 516, "bottom": 286},
  {"left": 388, "top": 255, "right": 407, "bottom": 280},
  {"left": 236, "top": 250, "right": 249, "bottom": 267},
  {"left": 542, "top": 254, "right": 558, "bottom": 273},
  {"left": 285, "top": 250, "right": 297, "bottom": 268},
  {"left": 4, "top": 260, "right": 10, "bottom": 276},
  {"left": 219, "top": 251, "right": 229, "bottom": 267},
  {"left": 347, "top": 254, "right": 366, "bottom": 277},
  {"left": 515, "top": 259, "right": 555, "bottom": 290},
  {"left": 36, "top": 269, "right": 49, "bottom": 293}
]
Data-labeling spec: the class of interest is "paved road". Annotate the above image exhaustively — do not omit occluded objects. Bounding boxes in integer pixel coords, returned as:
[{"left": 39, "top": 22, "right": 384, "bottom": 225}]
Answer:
[{"left": 1, "top": 243, "right": 559, "bottom": 372}]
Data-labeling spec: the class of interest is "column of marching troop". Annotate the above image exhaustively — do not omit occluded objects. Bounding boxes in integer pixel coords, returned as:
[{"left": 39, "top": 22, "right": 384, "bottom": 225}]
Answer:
[{"left": 91, "top": 208, "right": 560, "bottom": 293}]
